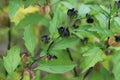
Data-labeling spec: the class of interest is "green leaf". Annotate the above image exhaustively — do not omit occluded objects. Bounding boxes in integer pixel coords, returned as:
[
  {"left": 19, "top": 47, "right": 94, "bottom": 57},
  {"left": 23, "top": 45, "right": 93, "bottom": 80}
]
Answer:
[
  {"left": 78, "top": 4, "right": 90, "bottom": 16},
  {"left": 16, "top": 13, "right": 49, "bottom": 29},
  {"left": 49, "top": 50, "right": 72, "bottom": 60},
  {"left": 23, "top": 75, "right": 30, "bottom": 80},
  {"left": 113, "top": 50, "right": 120, "bottom": 80},
  {"left": 74, "top": 77, "right": 83, "bottom": 80},
  {"left": 73, "top": 29, "right": 94, "bottom": 39},
  {"left": 90, "top": 5, "right": 109, "bottom": 17},
  {"left": 7, "top": 72, "right": 21, "bottom": 80},
  {"left": 88, "top": 71, "right": 103, "bottom": 80},
  {"left": 100, "top": 66, "right": 113, "bottom": 80},
  {"left": 114, "top": 17, "right": 120, "bottom": 26},
  {"left": 36, "top": 59, "right": 76, "bottom": 73},
  {"left": 80, "top": 47, "right": 103, "bottom": 73},
  {"left": 9, "top": 0, "right": 22, "bottom": 18},
  {"left": 0, "top": 58, "right": 6, "bottom": 78},
  {"left": 51, "top": 0, "right": 59, "bottom": 5},
  {"left": 24, "top": 0, "right": 37, "bottom": 8},
  {"left": 52, "top": 37, "right": 78, "bottom": 50},
  {"left": 3, "top": 46, "right": 21, "bottom": 74},
  {"left": 113, "top": 17, "right": 120, "bottom": 33},
  {"left": 49, "top": 3, "right": 67, "bottom": 35},
  {"left": 61, "top": 1, "right": 74, "bottom": 9},
  {"left": 43, "top": 74, "right": 65, "bottom": 80},
  {"left": 95, "top": 13, "right": 107, "bottom": 28},
  {"left": 88, "top": 26, "right": 113, "bottom": 39},
  {"left": 35, "top": 70, "right": 40, "bottom": 80},
  {"left": 40, "top": 51, "right": 47, "bottom": 57},
  {"left": 23, "top": 25, "right": 36, "bottom": 55},
  {"left": 40, "top": 0, "right": 47, "bottom": 4}
]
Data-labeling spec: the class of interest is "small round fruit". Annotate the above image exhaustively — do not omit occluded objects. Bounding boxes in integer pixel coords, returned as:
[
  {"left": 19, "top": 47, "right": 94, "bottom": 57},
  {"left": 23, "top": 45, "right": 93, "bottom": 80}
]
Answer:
[
  {"left": 41, "top": 35, "right": 50, "bottom": 43},
  {"left": 115, "top": 35, "right": 120, "bottom": 42},
  {"left": 115, "top": 0, "right": 120, "bottom": 8},
  {"left": 58, "top": 27, "right": 70, "bottom": 37},
  {"left": 67, "top": 8, "right": 78, "bottom": 18},
  {"left": 86, "top": 17, "right": 94, "bottom": 23},
  {"left": 58, "top": 27, "right": 64, "bottom": 35}
]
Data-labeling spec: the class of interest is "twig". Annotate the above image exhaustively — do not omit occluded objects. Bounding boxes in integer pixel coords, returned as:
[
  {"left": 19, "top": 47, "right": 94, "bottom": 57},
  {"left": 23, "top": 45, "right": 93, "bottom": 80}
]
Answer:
[
  {"left": 8, "top": 18, "right": 11, "bottom": 50},
  {"left": 28, "top": 36, "right": 60, "bottom": 68},
  {"left": 28, "top": 56, "right": 43, "bottom": 68},
  {"left": 5, "top": 16, "right": 11, "bottom": 76},
  {"left": 108, "top": 3, "right": 112, "bottom": 30},
  {"left": 106, "top": 1, "right": 112, "bottom": 48},
  {"left": 83, "top": 67, "right": 93, "bottom": 79},
  {"left": 46, "top": 36, "right": 60, "bottom": 55},
  {"left": 46, "top": 41, "right": 54, "bottom": 55},
  {"left": 66, "top": 48, "right": 78, "bottom": 77}
]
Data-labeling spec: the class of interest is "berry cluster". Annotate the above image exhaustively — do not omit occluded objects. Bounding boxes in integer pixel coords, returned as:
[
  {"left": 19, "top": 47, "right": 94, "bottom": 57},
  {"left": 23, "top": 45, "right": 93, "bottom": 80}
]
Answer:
[
  {"left": 67, "top": 8, "right": 78, "bottom": 18},
  {"left": 115, "top": 0, "right": 120, "bottom": 8},
  {"left": 41, "top": 8, "right": 95, "bottom": 44},
  {"left": 58, "top": 27, "right": 70, "bottom": 37}
]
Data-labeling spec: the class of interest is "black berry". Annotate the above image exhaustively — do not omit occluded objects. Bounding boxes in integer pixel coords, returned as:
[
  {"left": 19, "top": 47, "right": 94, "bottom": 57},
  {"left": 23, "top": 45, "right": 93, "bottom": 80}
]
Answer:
[
  {"left": 58, "top": 27, "right": 70, "bottom": 37},
  {"left": 115, "top": 35, "right": 120, "bottom": 42},
  {"left": 58, "top": 27, "right": 64, "bottom": 35},
  {"left": 115, "top": 0, "right": 120, "bottom": 8},
  {"left": 67, "top": 8, "right": 78, "bottom": 18},
  {"left": 86, "top": 17, "right": 94, "bottom": 23},
  {"left": 48, "top": 55, "right": 57, "bottom": 60},
  {"left": 72, "top": 19, "right": 81, "bottom": 29},
  {"left": 41, "top": 35, "right": 50, "bottom": 43}
]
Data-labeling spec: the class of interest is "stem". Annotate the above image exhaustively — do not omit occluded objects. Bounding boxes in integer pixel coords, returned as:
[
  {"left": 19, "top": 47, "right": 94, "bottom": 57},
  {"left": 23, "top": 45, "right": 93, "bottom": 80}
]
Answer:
[
  {"left": 5, "top": 17, "right": 11, "bottom": 76},
  {"left": 106, "top": 2, "right": 112, "bottom": 48},
  {"left": 28, "top": 56, "right": 43, "bottom": 68},
  {"left": 66, "top": 48, "right": 78, "bottom": 77},
  {"left": 108, "top": 3, "right": 112, "bottom": 30},
  {"left": 47, "top": 36, "right": 60, "bottom": 55},
  {"left": 8, "top": 18, "right": 11, "bottom": 50},
  {"left": 46, "top": 41, "right": 54, "bottom": 55},
  {"left": 83, "top": 67, "right": 93, "bottom": 80},
  {"left": 28, "top": 36, "right": 60, "bottom": 68}
]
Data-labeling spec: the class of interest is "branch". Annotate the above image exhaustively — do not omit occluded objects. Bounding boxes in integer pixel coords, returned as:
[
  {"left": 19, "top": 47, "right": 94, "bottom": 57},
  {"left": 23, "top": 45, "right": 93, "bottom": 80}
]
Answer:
[
  {"left": 5, "top": 17, "right": 11, "bottom": 76},
  {"left": 28, "top": 56, "right": 43, "bottom": 68},
  {"left": 47, "top": 36, "right": 60, "bottom": 55},
  {"left": 28, "top": 36, "right": 60, "bottom": 68},
  {"left": 66, "top": 48, "right": 78, "bottom": 77},
  {"left": 106, "top": 1, "right": 112, "bottom": 48},
  {"left": 8, "top": 18, "right": 11, "bottom": 50},
  {"left": 83, "top": 67, "right": 93, "bottom": 80}
]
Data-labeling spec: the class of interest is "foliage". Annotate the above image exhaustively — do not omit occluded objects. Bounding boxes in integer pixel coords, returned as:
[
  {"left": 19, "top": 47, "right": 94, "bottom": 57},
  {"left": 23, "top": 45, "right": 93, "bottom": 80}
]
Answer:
[{"left": 0, "top": 0, "right": 120, "bottom": 80}]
